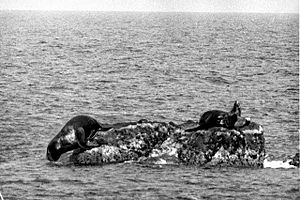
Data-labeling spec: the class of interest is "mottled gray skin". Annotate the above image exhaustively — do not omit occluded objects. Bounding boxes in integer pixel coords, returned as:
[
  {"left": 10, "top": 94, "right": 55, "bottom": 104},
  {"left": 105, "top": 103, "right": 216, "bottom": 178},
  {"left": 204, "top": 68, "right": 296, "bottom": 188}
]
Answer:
[{"left": 46, "top": 115, "right": 104, "bottom": 161}]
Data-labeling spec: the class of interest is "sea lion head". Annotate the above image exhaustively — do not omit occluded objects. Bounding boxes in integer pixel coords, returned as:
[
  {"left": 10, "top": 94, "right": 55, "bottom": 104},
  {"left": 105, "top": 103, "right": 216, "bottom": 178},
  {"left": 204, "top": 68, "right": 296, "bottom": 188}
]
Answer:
[
  {"left": 46, "top": 126, "right": 79, "bottom": 161},
  {"left": 230, "top": 101, "right": 241, "bottom": 116}
]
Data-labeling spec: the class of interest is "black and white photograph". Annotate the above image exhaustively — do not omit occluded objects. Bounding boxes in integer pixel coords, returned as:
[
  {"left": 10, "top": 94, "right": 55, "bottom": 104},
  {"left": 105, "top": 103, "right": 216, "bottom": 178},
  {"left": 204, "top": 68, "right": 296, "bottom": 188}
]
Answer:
[{"left": 0, "top": 0, "right": 299, "bottom": 199}]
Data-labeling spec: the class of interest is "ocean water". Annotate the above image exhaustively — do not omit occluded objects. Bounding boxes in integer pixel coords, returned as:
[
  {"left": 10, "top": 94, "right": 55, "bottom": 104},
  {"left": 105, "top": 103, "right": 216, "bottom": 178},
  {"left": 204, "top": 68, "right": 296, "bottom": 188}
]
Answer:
[{"left": 0, "top": 11, "right": 299, "bottom": 199}]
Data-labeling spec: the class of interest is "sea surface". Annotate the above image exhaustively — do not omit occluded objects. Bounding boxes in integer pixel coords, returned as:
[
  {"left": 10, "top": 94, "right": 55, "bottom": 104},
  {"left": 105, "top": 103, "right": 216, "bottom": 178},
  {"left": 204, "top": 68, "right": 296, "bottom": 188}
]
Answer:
[{"left": 0, "top": 11, "right": 299, "bottom": 199}]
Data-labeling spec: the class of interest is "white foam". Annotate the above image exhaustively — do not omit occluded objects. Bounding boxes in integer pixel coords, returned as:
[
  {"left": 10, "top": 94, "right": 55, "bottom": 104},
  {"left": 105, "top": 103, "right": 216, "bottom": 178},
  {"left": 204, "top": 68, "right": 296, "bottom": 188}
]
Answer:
[
  {"left": 154, "top": 158, "right": 167, "bottom": 165},
  {"left": 263, "top": 159, "right": 297, "bottom": 169}
]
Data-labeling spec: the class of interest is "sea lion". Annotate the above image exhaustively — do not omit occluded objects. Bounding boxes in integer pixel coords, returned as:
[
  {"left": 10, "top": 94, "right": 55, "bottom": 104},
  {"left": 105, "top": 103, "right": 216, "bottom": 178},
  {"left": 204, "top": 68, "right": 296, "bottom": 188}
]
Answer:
[
  {"left": 46, "top": 115, "right": 110, "bottom": 161},
  {"left": 230, "top": 100, "right": 241, "bottom": 116},
  {"left": 185, "top": 101, "right": 241, "bottom": 132}
]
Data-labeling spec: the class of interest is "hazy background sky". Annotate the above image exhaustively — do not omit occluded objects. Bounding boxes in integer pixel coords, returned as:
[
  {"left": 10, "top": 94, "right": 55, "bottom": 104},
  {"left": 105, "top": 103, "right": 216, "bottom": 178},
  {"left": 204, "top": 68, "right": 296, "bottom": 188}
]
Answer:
[{"left": 0, "top": 0, "right": 298, "bottom": 13}]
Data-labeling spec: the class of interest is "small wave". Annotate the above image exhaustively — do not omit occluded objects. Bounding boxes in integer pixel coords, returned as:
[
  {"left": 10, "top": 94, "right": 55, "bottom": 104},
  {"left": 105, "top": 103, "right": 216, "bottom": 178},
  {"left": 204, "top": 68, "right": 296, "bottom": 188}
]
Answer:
[
  {"left": 33, "top": 177, "right": 52, "bottom": 184},
  {"left": 204, "top": 76, "right": 233, "bottom": 85},
  {"left": 274, "top": 69, "right": 299, "bottom": 76},
  {"left": 37, "top": 40, "right": 47, "bottom": 44}
]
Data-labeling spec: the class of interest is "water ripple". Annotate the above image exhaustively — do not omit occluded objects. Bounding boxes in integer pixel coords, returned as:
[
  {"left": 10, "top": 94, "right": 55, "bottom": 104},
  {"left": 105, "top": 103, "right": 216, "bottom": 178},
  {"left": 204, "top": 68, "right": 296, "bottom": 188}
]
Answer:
[{"left": 0, "top": 11, "right": 298, "bottom": 200}]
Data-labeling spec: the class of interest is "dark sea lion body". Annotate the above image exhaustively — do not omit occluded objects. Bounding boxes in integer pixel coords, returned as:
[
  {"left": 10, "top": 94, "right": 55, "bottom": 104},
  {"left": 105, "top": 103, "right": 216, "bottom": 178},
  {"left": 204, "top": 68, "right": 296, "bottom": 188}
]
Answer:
[
  {"left": 199, "top": 110, "right": 238, "bottom": 129},
  {"left": 186, "top": 101, "right": 241, "bottom": 132},
  {"left": 186, "top": 110, "right": 238, "bottom": 132},
  {"left": 46, "top": 115, "right": 106, "bottom": 161}
]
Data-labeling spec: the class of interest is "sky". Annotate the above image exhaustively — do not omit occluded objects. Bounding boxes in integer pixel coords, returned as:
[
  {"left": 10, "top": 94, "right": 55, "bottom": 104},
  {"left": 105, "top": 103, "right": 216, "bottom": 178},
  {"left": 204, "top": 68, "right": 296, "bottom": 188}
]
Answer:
[{"left": 0, "top": 0, "right": 298, "bottom": 13}]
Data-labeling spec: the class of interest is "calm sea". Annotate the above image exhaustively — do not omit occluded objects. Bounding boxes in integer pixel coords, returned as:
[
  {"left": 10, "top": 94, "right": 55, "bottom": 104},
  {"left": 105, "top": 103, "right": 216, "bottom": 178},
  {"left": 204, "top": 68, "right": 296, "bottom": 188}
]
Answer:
[{"left": 0, "top": 11, "right": 299, "bottom": 200}]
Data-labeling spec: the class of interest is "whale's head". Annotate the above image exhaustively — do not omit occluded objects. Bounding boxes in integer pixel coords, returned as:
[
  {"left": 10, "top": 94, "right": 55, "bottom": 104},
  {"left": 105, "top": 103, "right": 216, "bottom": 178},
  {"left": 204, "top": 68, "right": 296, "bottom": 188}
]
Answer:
[{"left": 46, "top": 126, "right": 79, "bottom": 161}]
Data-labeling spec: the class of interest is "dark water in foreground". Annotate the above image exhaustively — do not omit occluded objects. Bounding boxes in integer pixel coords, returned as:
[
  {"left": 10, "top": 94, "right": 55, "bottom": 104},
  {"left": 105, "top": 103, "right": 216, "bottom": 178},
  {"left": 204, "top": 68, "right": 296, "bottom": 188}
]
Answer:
[{"left": 0, "top": 11, "right": 299, "bottom": 199}]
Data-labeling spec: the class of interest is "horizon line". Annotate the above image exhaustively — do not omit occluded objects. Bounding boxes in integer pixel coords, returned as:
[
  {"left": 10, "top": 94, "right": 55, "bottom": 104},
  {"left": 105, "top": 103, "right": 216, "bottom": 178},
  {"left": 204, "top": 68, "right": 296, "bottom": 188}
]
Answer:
[{"left": 0, "top": 8, "right": 299, "bottom": 14}]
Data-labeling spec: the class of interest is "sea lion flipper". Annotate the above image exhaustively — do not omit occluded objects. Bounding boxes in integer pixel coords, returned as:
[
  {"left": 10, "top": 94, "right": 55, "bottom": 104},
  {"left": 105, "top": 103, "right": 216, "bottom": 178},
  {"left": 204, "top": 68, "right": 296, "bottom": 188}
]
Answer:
[
  {"left": 87, "top": 128, "right": 100, "bottom": 141},
  {"left": 76, "top": 127, "right": 106, "bottom": 149},
  {"left": 75, "top": 127, "right": 90, "bottom": 150},
  {"left": 100, "top": 126, "right": 113, "bottom": 131},
  {"left": 86, "top": 128, "right": 109, "bottom": 147}
]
